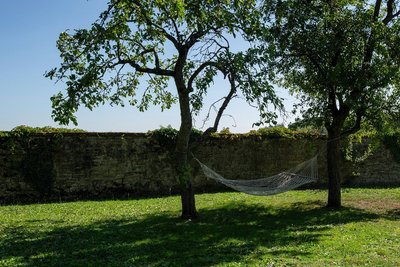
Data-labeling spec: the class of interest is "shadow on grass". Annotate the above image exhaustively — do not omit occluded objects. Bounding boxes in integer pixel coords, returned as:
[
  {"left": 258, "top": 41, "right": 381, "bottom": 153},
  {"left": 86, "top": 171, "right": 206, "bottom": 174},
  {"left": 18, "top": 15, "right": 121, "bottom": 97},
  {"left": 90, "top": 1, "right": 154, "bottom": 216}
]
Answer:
[
  {"left": 387, "top": 208, "right": 400, "bottom": 218},
  {"left": 0, "top": 201, "right": 387, "bottom": 267}
]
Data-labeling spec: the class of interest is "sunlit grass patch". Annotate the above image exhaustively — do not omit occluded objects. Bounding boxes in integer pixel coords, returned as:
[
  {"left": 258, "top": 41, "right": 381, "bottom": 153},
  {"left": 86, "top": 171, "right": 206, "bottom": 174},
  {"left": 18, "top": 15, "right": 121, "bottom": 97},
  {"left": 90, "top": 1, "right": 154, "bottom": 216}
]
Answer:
[{"left": 0, "top": 188, "right": 399, "bottom": 266}]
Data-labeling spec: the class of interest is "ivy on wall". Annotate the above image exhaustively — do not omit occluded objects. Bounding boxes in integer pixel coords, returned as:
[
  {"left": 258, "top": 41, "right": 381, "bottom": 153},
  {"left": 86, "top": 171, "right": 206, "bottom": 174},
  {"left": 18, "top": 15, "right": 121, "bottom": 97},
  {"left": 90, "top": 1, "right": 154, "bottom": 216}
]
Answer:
[
  {"left": 0, "top": 126, "right": 85, "bottom": 196},
  {"left": 342, "top": 130, "right": 380, "bottom": 163},
  {"left": 1, "top": 125, "right": 398, "bottom": 200},
  {"left": 148, "top": 126, "right": 324, "bottom": 147},
  {"left": 342, "top": 128, "right": 400, "bottom": 166},
  {"left": 383, "top": 133, "right": 400, "bottom": 164}
]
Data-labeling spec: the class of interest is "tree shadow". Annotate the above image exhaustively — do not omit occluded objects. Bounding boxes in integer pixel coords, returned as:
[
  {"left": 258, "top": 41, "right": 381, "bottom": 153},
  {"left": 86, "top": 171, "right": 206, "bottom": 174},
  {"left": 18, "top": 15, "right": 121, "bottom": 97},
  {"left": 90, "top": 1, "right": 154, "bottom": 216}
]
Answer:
[
  {"left": 387, "top": 208, "right": 400, "bottom": 219},
  {"left": 0, "top": 200, "right": 386, "bottom": 267}
]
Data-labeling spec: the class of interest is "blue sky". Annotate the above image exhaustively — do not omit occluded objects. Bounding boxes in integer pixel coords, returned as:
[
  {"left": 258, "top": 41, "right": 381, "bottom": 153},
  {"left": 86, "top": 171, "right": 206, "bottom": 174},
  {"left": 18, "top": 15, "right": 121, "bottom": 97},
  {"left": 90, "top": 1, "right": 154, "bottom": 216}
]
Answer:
[{"left": 0, "top": 1, "right": 294, "bottom": 133}]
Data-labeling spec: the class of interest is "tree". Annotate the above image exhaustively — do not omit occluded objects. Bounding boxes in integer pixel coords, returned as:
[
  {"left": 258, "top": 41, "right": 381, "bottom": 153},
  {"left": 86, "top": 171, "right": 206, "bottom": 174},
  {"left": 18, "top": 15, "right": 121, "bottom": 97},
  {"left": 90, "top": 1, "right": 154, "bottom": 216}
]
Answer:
[
  {"left": 46, "top": 0, "right": 281, "bottom": 219},
  {"left": 260, "top": 0, "right": 400, "bottom": 207}
]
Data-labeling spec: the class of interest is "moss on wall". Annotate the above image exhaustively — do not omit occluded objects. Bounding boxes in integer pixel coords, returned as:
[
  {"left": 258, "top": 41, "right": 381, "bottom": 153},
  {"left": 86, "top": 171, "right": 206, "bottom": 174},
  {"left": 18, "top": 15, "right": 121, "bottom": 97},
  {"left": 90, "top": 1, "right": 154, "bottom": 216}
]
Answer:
[
  {"left": 383, "top": 133, "right": 400, "bottom": 164},
  {"left": 0, "top": 126, "right": 85, "bottom": 197},
  {"left": 0, "top": 126, "right": 399, "bottom": 203}
]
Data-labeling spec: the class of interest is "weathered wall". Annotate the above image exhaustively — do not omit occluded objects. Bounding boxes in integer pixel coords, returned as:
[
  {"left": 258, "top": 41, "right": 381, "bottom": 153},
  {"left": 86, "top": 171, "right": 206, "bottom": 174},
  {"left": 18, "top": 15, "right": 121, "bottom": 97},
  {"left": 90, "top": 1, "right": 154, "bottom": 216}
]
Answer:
[{"left": 0, "top": 133, "right": 399, "bottom": 203}]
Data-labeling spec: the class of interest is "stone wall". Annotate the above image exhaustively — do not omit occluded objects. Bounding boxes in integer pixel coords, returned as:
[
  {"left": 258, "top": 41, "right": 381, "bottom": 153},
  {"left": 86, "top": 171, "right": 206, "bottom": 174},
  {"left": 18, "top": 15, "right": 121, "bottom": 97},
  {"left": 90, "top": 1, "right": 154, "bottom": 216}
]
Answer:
[{"left": 0, "top": 133, "right": 399, "bottom": 203}]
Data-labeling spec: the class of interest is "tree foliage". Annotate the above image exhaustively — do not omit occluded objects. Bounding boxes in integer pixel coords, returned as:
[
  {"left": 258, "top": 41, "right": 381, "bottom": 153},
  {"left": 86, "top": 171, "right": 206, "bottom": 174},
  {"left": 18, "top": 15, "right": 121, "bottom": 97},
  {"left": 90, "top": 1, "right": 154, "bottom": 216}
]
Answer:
[
  {"left": 262, "top": 0, "right": 400, "bottom": 131},
  {"left": 46, "top": 0, "right": 281, "bottom": 127}
]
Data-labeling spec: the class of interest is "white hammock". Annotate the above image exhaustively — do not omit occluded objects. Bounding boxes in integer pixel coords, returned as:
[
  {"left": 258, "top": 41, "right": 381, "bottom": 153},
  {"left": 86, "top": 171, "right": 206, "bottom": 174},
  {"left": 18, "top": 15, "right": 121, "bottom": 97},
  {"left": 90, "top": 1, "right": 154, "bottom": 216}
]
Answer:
[{"left": 194, "top": 155, "right": 319, "bottom": 196}]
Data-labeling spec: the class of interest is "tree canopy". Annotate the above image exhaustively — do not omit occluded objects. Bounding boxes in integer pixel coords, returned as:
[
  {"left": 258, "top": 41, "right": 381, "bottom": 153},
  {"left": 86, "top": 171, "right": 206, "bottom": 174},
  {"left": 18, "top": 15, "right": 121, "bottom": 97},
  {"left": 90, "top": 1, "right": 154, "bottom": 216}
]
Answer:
[
  {"left": 262, "top": 0, "right": 400, "bottom": 128},
  {"left": 46, "top": 0, "right": 280, "bottom": 127},
  {"left": 260, "top": 0, "right": 400, "bottom": 206}
]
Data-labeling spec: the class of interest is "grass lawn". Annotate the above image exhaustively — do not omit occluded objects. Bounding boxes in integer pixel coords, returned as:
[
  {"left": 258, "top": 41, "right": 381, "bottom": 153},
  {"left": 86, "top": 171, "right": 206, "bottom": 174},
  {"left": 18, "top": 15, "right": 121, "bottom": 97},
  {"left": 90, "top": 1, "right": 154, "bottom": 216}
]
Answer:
[{"left": 0, "top": 188, "right": 399, "bottom": 267}]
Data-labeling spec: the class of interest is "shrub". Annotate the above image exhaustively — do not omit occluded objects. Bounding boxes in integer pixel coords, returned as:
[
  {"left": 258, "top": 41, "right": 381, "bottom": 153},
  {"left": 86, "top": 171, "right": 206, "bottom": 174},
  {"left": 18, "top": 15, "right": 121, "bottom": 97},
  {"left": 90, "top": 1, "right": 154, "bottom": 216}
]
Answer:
[
  {"left": 148, "top": 126, "right": 204, "bottom": 147},
  {"left": 219, "top": 127, "right": 231, "bottom": 134}
]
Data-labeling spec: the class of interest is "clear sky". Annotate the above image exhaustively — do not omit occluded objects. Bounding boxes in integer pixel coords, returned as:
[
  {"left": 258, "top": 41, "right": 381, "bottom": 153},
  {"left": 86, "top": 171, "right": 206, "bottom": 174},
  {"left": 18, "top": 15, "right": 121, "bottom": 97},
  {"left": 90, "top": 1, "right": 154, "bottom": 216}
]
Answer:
[{"left": 0, "top": 1, "right": 295, "bottom": 133}]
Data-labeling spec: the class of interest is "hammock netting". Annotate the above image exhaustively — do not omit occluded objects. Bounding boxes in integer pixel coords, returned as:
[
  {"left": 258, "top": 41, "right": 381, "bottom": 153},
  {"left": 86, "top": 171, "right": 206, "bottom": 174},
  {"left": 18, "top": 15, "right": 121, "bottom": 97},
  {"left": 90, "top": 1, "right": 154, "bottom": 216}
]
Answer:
[{"left": 195, "top": 155, "right": 319, "bottom": 196}]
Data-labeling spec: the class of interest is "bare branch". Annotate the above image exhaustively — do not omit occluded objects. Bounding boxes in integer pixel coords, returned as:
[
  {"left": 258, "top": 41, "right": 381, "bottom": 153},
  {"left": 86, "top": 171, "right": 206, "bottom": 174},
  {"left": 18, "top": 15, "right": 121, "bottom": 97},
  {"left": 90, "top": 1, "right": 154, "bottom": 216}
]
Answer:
[
  {"left": 200, "top": 94, "right": 238, "bottom": 133},
  {"left": 200, "top": 97, "right": 225, "bottom": 129}
]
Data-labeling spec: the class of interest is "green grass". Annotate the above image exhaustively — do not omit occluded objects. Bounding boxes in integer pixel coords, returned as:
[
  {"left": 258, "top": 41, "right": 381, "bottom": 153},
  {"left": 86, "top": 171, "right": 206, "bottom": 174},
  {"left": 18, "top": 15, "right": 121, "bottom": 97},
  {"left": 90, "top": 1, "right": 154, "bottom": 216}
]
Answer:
[{"left": 0, "top": 189, "right": 399, "bottom": 267}]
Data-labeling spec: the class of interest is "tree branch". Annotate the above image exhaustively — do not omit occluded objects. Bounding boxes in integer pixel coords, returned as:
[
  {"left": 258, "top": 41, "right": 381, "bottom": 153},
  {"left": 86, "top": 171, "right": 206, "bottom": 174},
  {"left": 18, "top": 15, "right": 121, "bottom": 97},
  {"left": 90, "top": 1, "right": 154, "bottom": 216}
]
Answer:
[
  {"left": 185, "top": 30, "right": 206, "bottom": 48},
  {"left": 373, "top": 0, "right": 382, "bottom": 22},
  {"left": 187, "top": 61, "right": 222, "bottom": 92},
  {"left": 200, "top": 97, "right": 224, "bottom": 129},
  {"left": 114, "top": 37, "right": 174, "bottom": 77},
  {"left": 328, "top": 86, "right": 339, "bottom": 115},
  {"left": 159, "top": 4, "right": 182, "bottom": 43},
  {"left": 138, "top": 47, "right": 161, "bottom": 69},
  {"left": 212, "top": 74, "right": 237, "bottom": 131},
  {"left": 184, "top": 27, "right": 223, "bottom": 48},
  {"left": 127, "top": 1, "right": 181, "bottom": 49},
  {"left": 382, "top": 0, "right": 400, "bottom": 24},
  {"left": 111, "top": 59, "right": 174, "bottom": 76},
  {"left": 340, "top": 109, "right": 363, "bottom": 137}
]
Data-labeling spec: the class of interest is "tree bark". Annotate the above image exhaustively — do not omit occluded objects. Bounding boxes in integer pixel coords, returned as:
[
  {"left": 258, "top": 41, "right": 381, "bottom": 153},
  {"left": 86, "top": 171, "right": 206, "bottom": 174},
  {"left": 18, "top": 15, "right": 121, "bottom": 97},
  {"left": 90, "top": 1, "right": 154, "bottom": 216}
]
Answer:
[
  {"left": 175, "top": 89, "right": 198, "bottom": 219},
  {"left": 326, "top": 128, "right": 342, "bottom": 208},
  {"left": 180, "top": 178, "right": 197, "bottom": 219}
]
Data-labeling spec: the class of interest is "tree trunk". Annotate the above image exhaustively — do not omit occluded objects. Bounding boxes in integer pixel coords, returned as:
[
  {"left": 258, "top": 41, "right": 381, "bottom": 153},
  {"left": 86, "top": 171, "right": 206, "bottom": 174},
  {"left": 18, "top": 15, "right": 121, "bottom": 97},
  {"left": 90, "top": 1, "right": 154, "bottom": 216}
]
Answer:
[
  {"left": 326, "top": 129, "right": 342, "bottom": 208},
  {"left": 180, "top": 179, "right": 197, "bottom": 219},
  {"left": 176, "top": 90, "right": 198, "bottom": 220}
]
